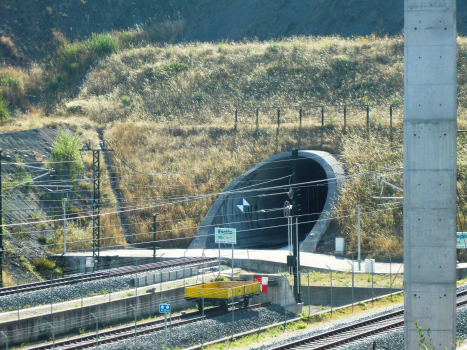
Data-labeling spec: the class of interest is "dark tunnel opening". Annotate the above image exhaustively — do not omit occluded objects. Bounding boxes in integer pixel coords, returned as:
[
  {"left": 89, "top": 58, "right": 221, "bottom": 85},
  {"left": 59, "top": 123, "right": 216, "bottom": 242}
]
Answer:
[{"left": 204, "top": 157, "right": 328, "bottom": 249}]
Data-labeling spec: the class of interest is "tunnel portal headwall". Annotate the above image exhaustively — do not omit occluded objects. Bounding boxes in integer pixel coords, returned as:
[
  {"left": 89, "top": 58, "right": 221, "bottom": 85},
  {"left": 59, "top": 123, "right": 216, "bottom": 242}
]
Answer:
[{"left": 189, "top": 151, "right": 344, "bottom": 253}]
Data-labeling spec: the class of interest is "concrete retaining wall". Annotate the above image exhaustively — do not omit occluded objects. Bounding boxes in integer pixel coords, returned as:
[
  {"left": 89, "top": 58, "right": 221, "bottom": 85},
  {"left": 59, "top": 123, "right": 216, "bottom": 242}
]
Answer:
[{"left": 300, "top": 286, "right": 402, "bottom": 307}]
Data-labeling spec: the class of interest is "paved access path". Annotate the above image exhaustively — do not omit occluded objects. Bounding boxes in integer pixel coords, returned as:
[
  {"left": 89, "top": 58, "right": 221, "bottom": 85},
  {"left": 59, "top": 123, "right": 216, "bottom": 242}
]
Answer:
[{"left": 65, "top": 249, "right": 405, "bottom": 274}]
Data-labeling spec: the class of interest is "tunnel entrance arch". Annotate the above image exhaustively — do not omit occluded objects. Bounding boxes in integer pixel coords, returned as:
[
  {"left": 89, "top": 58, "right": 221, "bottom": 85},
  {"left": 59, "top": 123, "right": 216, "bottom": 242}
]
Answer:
[{"left": 189, "top": 151, "right": 344, "bottom": 252}]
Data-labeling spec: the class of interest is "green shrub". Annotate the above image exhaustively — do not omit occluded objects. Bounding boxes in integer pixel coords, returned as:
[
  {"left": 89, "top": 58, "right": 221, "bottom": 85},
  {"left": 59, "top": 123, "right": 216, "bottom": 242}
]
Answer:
[
  {"left": 32, "top": 257, "right": 58, "bottom": 272},
  {"left": 0, "top": 96, "right": 9, "bottom": 121},
  {"left": 89, "top": 33, "right": 119, "bottom": 57},
  {"left": 121, "top": 95, "right": 131, "bottom": 106},
  {"left": 38, "top": 234, "right": 47, "bottom": 244},
  {"left": 50, "top": 130, "right": 84, "bottom": 179},
  {"left": 0, "top": 74, "right": 21, "bottom": 88}
]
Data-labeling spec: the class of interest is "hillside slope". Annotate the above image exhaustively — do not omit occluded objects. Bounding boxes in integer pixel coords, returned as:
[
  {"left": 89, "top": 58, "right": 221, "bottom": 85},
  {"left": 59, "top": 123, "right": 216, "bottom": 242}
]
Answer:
[{"left": 1, "top": 0, "right": 467, "bottom": 65}]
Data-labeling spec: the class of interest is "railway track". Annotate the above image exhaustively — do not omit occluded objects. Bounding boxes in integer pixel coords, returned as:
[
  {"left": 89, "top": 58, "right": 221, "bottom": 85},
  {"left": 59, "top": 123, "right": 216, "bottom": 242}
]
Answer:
[
  {"left": 0, "top": 257, "right": 216, "bottom": 297},
  {"left": 25, "top": 302, "right": 271, "bottom": 350},
  {"left": 269, "top": 289, "right": 467, "bottom": 350}
]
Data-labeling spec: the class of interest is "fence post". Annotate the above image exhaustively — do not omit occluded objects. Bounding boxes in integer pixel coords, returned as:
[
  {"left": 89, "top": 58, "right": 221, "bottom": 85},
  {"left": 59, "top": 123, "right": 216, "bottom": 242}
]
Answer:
[
  {"left": 344, "top": 106, "right": 347, "bottom": 134},
  {"left": 198, "top": 291, "right": 204, "bottom": 346},
  {"left": 164, "top": 297, "right": 172, "bottom": 347},
  {"left": 130, "top": 304, "right": 137, "bottom": 350},
  {"left": 299, "top": 108, "right": 302, "bottom": 149},
  {"left": 307, "top": 271, "right": 310, "bottom": 322},
  {"left": 91, "top": 313, "right": 98, "bottom": 347},
  {"left": 366, "top": 105, "right": 370, "bottom": 136},
  {"left": 326, "top": 265, "right": 332, "bottom": 317},
  {"left": 321, "top": 106, "right": 324, "bottom": 126},
  {"left": 390, "top": 105, "right": 393, "bottom": 143},
  {"left": 277, "top": 108, "right": 280, "bottom": 128},
  {"left": 347, "top": 260, "right": 354, "bottom": 312},
  {"left": 0, "top": 331, "right": 7, "bottom": 350},
  {"left": 50, "top": 268, "right": 57, "bottom": 317},
  {"left": 235, "top": 109, "right": 238, "bottom": 124},
  {"left": 46, "top": 322, "right": 55, "bottom": 350},
  {"left": 256, "top": 108, "right": 259, "bottom": 126},
  {"left": 227, "top": 284, "right": 234, "bottom": 339},
  {"left": 386, "top": 253, "right": 392, "bottom": 300}
]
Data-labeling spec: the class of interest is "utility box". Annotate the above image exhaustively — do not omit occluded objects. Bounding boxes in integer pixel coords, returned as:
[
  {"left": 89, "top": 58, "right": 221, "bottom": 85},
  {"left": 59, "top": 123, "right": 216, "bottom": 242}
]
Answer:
[
  {"left": 85, "top": 257, "right": 94, "bottom": 267},
  {"left": 335, "top": 238, "right": 345, "bottom": 254},
  {"left": 365, "top": 259, "right": 375, "bottom": 273}
]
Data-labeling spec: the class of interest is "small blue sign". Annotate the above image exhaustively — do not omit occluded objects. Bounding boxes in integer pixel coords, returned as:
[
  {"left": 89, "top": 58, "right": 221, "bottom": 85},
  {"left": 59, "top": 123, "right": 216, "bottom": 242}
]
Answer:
[
  {"left": 159, "top": 304, "right": 171, "bottom": 313},
  {"left": 237, "top": 198, "right": 250, "bottom": 213}
]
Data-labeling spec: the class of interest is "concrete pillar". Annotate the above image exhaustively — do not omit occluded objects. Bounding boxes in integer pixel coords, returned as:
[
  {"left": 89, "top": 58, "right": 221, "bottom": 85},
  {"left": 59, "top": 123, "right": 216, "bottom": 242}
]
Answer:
[{"left": 403, "top": 0, "right": 457, "bottom": 349}]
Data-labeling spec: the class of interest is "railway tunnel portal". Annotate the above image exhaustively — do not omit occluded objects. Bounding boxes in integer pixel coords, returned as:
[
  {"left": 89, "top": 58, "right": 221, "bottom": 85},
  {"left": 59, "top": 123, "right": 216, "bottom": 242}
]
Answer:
[{"left": 189, "top": 150, "right": 344, "bottom": 252}]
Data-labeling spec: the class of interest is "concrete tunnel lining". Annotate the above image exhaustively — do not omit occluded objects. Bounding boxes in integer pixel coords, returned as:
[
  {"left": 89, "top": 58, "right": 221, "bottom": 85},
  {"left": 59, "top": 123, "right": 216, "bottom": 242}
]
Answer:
[{"left": 189, "top": 151, "right": 345, "bottom": 253}]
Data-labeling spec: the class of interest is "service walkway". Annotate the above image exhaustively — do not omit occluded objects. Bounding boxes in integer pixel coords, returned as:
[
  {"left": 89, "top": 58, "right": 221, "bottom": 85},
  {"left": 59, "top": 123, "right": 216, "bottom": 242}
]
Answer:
[{"left": 63, "top": 249, "right": 405, "bottom": 275}]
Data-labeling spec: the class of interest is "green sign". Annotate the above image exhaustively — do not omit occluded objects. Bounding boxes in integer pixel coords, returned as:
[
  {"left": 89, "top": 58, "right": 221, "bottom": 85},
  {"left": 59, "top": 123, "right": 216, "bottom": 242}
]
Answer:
[
  {"left": 457, "top": 232, "right": 467, "bottom": 249},
  {"left": 215, "top": 228, "right": 236, "bottom": 244}
]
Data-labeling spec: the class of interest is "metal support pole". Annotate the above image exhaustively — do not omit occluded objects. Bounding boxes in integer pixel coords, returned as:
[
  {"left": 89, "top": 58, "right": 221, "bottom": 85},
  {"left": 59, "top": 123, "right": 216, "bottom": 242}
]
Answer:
[
  {"left": 197, "top": 291, "right": 204, "bottom": 345},
  {"left": 366, "top": 105, "right": 370, "bottom": 136},
  {"left": 218, "top": 243, "right": 221, "bottom": 276},
  {"left": 183, "top": 249, "right": 188, "bottom": 286},
  {"left": 135, "top": 258, "right": 139, "bottom": 311},
  {"left": 202, "top": 249, "right": 205, "bottom": 284},
  {"left": 92, "top": 149, "right": 100, "bottom": 272},
  {"left": 164, "top": 313, "right": 168, "bottom": 350},
  {"left": 231, "top": 244, "right": 234, "bottom": 281},
  {"left": 153, "top": 213, "right": 157, "bottom": 259},
  {"left": 390, "top": 105, "right": 393, "bottom": 143},
  {"left": 277, "top": 108, "right": 280, "bottom": 128},
  {"left": 291, "top": 149, "right": 301, "bottom": 303},
  {"left": 108, "top": 259, "right": 114, "bottom": 303},
  {"left": 326, "top": 265, "right": 332, "bottom": 317},
  {"left": 256, "top": 108, "right": 259, "bottom": 126},
  {"left": 282, "top": 274, "right": 287, "bottom": 328},
  {"left": 227, "top": 284, "right": 234, "bottom": 339},
  {"left": 159, "top": 253, "right": 165, "bottom": 296},
  {"left": 62, "top": 198, "right": 67, "bottom": 254},
  {"left": 46, "top": 322, "right": 54, "bottom": 350},
  {"left": 130, "top": 304, "right": 137, "bottom": 350},
  {"left": 299, "top": 108, "right": 302, "bottom": 149},
  {"left": 80, "top": 141, "right": 112, "bottom": 272},
  {"left": 247, "top": 248, "right": 250, "bottom": 273},
  {"left": 321, "top": 106, "right": 324, "bottom": 126},
  {"left": 0, "top": 149, "right": 3, "bottom": 288},
  {"left": 347, "top": 261, "right": 354, "bottom": 312},
  {"left": 50, "top": 268, "right": 57, "bottom": 317},
  {"left": 307, "top": 271, "right": 310, "bottom": 320},
  {"left": 0, "top": 331, "right": 7, "bottom": 350},
  {"left": 343, "top": 106, "right": 347, "bottom": 134},
  {"left": 257, "top": 280, "right": 262, "bottom": 330},
  {"left": 235, "top": 109, "right": 238, "bottom": 123},
  {"left": 164, "top": 297, "right": 172, "bottom": 346},
  {"left": 371, "top": 259, "right": 374, "bottom": 306},
  {"left": 90, "top": 312, "right": 98, "bottom": 347},
  {"left": 81, "top": 273, "right": 84, "bottom": 310},
  {"left": 386, "top": 253, "right": 392, "bottom": 299},
  {"left": 16, "top": 278, "right": 19, "bottom": 323},
  {"left": 357, "top": 205, "right": 361, "bottom": 270}
]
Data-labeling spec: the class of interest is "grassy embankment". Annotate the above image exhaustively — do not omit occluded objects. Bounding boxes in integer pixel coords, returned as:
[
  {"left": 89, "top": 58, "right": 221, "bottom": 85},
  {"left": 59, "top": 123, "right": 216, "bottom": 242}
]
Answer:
[{"left": 1, "top": 34, "right": 467, "bottom": 284}]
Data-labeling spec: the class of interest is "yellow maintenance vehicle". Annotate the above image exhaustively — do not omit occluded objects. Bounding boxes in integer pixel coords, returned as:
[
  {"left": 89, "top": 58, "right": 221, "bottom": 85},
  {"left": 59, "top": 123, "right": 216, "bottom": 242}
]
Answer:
[{"left": 184, "top": 281, "right": 260, "bottom": 312}]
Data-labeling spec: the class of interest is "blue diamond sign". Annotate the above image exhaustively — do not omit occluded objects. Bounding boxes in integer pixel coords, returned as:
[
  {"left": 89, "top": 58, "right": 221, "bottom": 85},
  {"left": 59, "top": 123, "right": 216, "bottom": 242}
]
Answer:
[
  {"left": 237, "top": 198, "right": 250, "bottom": 213},
  {"left": 159, "top": 304, "right": 171, "bottom": 313}
]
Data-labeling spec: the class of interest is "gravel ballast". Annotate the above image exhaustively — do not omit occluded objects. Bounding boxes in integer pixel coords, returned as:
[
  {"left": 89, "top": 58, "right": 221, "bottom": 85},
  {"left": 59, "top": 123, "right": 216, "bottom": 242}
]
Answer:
[
  {"left": 74, "top": 305, "right": 297, "bottom": 350},
  {"left": 0, "top": 267, "right": 198, "bottom": 312}
]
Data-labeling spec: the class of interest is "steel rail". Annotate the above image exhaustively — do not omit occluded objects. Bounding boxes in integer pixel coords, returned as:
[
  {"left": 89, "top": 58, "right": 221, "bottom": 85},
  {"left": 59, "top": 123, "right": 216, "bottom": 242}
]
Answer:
[
  {"left": 269, "top": 289, "right": 467, "bottom": 350},
  {"left": 0, "top": 257, "right": 216, "bottom": 297},
  {"left": 24, "top": 302, "right": 271, "bottom": 350}
]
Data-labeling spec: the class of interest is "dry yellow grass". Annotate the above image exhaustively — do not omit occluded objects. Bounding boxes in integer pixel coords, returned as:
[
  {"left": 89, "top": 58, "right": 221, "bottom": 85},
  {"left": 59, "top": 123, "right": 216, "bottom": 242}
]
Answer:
[{"left": 69, "top": 35, "right": 408, "bottom": 124}]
